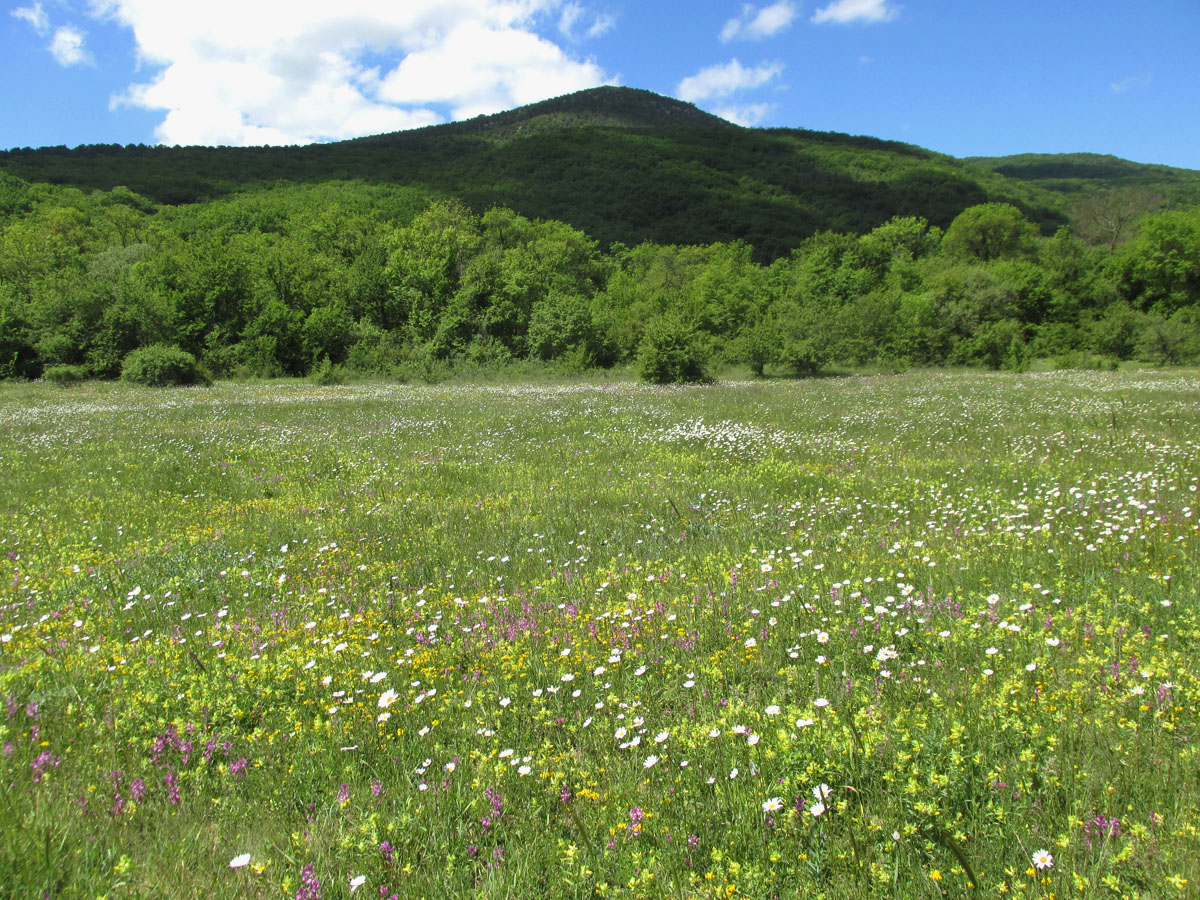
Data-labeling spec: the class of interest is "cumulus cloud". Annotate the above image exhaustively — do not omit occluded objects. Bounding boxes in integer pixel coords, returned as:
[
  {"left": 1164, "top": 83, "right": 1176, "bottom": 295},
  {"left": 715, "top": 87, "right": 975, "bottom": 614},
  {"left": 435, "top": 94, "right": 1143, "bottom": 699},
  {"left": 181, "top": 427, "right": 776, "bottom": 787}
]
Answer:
[
  {"left": 90, "top": 0, "right": 613, "bottom": 145},
  {"left": 713, "top": 102, "right": 772, "bottom": 126},
  {"left": 377, "top": 20, "right": 609, "bottom": 120},
  {"left": 677, "top": 58, "right": 783, "bottom": 103},
  {"left": 13, "top": 2, "right": 93, "bottom": 66},
  {"left": 720, "top": 2, "right": 799, "bottom": 42},
  {"left": 49, "top": 26, "right": 92, "bottom": 66},
  {"left": 811, "top": 0, "right": 899, "bottom": 24}
]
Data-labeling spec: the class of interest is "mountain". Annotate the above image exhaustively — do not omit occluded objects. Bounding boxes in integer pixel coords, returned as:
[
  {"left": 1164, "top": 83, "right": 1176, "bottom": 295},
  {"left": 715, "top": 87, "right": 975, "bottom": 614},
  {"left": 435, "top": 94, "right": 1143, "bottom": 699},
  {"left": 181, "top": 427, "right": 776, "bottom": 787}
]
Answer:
[
  {"left": 4, "top": 86, "right": 1192, "bottom": 258},
  {"left": 350, "top": 86, "right": 736, "bottom": 139},
  {"left": 967, "top": 152, "right": 1200, "bottom": 206}
]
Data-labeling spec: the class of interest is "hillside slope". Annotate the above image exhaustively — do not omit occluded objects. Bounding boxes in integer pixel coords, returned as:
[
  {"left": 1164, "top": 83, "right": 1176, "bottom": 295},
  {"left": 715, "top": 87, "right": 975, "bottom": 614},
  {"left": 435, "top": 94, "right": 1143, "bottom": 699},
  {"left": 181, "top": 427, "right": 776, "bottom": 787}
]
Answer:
[
  {"left": 9, "top": 87, "right": 1191, "bottom": 257},
  {"left": 967, "top": 152, "right": 1200, "bottom": 206}
]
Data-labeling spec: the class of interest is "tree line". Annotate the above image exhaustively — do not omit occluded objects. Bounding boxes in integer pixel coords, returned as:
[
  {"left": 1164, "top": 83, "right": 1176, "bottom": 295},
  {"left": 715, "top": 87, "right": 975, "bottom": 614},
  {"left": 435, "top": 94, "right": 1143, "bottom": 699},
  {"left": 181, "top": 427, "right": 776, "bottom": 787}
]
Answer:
[{"left": 1, "top": 174, "right": 1197, "bottom": 384}]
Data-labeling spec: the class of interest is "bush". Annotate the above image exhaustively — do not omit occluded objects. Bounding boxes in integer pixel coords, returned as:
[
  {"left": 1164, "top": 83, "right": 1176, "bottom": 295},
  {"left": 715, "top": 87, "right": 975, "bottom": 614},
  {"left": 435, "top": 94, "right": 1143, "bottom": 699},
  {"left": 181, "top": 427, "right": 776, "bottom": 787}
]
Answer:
[
  {"left": 636, "top": 317, "right": 712, "bottom": 385},
  {"left": 309, "top": 355, "right": 346, "bottom": 385},
  {"left": 121, "top": 344, "right": 206, "bottom": 387},
  {"left": 1053, "top": 350, "right": 1117, "bottom": 371},
  {"left": 345, "top": 322, "right": 408, "bottom": 376},
  {"left": 43, "top": 364, "right": 90, "bottom": 386}
]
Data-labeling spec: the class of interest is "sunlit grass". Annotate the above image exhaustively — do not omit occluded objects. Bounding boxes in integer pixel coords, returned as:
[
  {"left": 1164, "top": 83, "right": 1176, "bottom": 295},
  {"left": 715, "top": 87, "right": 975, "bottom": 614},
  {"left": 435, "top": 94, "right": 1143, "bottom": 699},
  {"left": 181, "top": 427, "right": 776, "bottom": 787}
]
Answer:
[{"left": 1, "top": 370, "right": 1198, "bottom": 899}]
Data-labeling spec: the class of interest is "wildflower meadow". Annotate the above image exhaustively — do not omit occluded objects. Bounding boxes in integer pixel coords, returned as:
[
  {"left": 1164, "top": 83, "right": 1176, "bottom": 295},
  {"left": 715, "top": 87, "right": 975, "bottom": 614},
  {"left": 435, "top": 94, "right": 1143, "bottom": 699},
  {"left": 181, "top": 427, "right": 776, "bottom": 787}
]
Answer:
[{"left": 1, "top": 370, "right": 1198, "bottom": 900}]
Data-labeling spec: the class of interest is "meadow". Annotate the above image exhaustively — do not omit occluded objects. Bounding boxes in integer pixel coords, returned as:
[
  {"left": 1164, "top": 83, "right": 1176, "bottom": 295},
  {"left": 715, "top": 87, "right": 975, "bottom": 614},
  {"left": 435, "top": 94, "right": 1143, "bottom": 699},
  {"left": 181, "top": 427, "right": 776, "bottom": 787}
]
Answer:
[{"left": 0, "top": 370, "right": 1197, "bottom": 900}]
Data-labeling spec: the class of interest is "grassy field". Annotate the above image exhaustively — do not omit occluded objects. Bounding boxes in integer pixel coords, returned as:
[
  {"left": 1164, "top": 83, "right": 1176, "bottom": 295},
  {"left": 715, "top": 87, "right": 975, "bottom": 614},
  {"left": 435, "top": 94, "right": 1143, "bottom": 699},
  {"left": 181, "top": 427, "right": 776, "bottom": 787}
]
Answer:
[{"left": 1, "top": 371, "right": 1198, "bottom": 900}]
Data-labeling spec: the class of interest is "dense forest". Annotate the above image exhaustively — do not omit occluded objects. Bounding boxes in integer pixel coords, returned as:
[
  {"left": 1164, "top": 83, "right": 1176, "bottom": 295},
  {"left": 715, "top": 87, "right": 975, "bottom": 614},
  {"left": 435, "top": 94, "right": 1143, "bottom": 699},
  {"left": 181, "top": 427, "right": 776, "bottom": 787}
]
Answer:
[
  {"left": 2, "top": 173, "right": 1197, "bottom": 385},
  {"left": 1, "top": 88, "right": 1198, "bottom": 384}
]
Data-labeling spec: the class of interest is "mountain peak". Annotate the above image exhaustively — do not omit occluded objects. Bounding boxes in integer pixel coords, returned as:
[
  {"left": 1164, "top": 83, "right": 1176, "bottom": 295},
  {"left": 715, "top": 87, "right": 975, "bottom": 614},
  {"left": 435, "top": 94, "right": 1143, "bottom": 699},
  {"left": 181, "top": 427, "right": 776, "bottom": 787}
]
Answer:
[{"left": 351, "top": 87, "right": 734, "bottom": 145}]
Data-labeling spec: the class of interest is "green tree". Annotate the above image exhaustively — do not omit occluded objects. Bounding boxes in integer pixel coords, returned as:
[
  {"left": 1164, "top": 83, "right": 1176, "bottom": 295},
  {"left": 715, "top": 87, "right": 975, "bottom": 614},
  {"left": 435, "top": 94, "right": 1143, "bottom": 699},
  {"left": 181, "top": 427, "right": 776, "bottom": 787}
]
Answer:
[
  {"left": 1139, "top": 309, "right": 1199, "bottom": 365},
  {"left": 1119, "top": 209, "right": 1200, "bottom": 315},
  {"left": 384, "top": 200, "right": 481, "bottom": 342},
  {"left": 527, "top": 290, "right": 605, "bottom": 363},
  {"left": 771, "top": 296, "right": 831, "bottom": 376},
  {"left": 1088, "top": 300, "right": 1144, "bottom": 359},
  {"left": 942, "top": 203, "right": 1037, "bottom": 263},
  {"left": 302, "top": 303, "right": 355, "bottom": 366},
  {"left": 636, "top": 316, "right": 713, "bottom": 384}
]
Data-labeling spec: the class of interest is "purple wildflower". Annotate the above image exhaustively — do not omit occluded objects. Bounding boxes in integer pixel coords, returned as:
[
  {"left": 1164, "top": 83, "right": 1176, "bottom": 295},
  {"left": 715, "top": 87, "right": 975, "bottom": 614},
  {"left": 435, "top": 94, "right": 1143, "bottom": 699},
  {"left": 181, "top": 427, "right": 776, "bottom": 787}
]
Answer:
[
  {"left": 30, "top": 751, "right": 61, "bottom": 784},
  {"left": 295, "top": 864, "right": 323, "bottom": 900}
]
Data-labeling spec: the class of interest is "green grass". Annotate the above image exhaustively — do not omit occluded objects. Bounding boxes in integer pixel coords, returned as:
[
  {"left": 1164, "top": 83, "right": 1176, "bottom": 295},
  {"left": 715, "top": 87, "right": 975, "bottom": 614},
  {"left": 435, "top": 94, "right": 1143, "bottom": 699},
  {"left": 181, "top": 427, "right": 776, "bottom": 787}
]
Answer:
[{"left": 1, "top": 370, "right": 1198, "bottom": 899}]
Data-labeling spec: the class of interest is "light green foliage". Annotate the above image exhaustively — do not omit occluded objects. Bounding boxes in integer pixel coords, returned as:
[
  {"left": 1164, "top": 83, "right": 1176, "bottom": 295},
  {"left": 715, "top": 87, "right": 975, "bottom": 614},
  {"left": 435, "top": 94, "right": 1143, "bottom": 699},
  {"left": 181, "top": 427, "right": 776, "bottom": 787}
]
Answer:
[
  {"left": 1119, "top": 209, "right": 1200, "bottom": 314},
  {"left": 770, "top": 297, "right": 831, "bottom": 376},
  {"left": 302, "top": 303, "right": 355, "bottom": 366},
  {"left": 0, "top": 177, "right": 1198, "bottom": 383},
  {"left": 943, "top": 202, "right": 1038, "bottom": 262},
  {"left": 41, "top": 363, "right": 89, "bottom": 385},
  {"left": 636, "top": 315, "right": 713, "bottom": 383},
  {"left": 526, "top": 290, "right": 605, "bottom": 363},
  {"left": 120, "top": 342, "right": 204, "bottom": 386}
]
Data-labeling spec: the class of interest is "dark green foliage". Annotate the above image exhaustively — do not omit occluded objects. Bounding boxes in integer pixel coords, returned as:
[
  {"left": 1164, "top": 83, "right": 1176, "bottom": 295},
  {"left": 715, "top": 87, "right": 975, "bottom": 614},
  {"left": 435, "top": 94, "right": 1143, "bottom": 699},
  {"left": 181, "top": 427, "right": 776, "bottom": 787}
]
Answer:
[
  {"left": 1139, "top": 309, "right": 1200, "bottom": 365},
  {"left": 636, "top": 317, "right": 713, "bottom": 384},
  {"left": 120, "top": 344, "right": 204, "bottom": 387},
  {"left": 950, "top": 318, "right": 1029, "bottom": 370}
]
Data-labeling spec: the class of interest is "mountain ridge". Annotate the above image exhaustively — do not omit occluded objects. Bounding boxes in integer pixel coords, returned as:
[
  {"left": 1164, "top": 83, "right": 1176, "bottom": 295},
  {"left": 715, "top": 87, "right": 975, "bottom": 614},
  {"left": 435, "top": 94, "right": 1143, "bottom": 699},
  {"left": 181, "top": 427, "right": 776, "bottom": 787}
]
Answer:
[
  {"left": 2, "top": 87, "right": 1195, "bottom": 258},
  {"left": 348, "top": 86, "right": 736, "bottom": 143}
]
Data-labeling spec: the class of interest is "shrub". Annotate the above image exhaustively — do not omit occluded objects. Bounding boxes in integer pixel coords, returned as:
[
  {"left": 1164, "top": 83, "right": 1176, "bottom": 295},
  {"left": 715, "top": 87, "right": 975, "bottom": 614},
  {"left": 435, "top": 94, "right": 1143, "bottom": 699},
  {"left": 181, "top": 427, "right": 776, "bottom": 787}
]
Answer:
[
  {"left": 309, "top": 355, "right": 346, "bottom": 385},
  {"left": 345, "top": 322, "right": 408, "bottom": 376},
  {"left": 43, "top": 364, "right": 90, "bottom": 386},
  {"left": 121, "top": 344, "right": 205, "bottom": 387},
  {"left": 636, "top": 317, "right": 712, "bottom": 385}
]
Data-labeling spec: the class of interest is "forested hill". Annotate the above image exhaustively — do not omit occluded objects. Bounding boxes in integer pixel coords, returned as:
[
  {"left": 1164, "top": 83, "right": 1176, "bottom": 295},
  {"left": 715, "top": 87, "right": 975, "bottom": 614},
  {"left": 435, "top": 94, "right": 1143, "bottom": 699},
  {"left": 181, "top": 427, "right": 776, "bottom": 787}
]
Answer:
[
  {"left": 967, "top": 152, "right": 1200, "bottom": 206},
  {"left": 4, "top": 86, "right": 1198, "bottom": 387},
  {"left": 0, "top": 86, "right": 1075, "bottom": 258}
]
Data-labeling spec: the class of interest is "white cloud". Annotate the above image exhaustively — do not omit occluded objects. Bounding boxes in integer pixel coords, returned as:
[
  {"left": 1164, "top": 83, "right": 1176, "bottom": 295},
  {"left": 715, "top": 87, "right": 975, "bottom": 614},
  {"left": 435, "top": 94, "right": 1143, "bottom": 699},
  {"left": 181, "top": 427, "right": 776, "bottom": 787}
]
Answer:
[
  {"left": 587, "top": 13, "right": 616, "bottom": 38},
  {"left": 558, "top": 3, "right": 616, "bottom": 41},
  {"left": 812, "top": 0, "right": 899, "bottom": 24},
  {"left": 714, "top": 102, "right": 772, "bottom": 126},
  {"left": 377, "top": 20, "right": 610, "bottom": 120},
  {"left": 12, "top": 3, "right": 50, "bottom": 35},
  {"left": 13, "top": 4, "right": 92, "bottom": 66},
  {"left": 677, "top": 58, "right": 783, "bottom": 103},
  {"left": 720, "top": 2, "right": 798, "bottom": 42},
  {"left": 1110, "top": 73, "right": 1152, "bottom": 93},
  {"left": 49, "top": 26, "right": 92, "bottom": 66},
  {"left": 90, "top": 0, "right": 613, "bottom": 146},
  {"left": 559, "top": 3, "right": 585, "bottom": 37}
]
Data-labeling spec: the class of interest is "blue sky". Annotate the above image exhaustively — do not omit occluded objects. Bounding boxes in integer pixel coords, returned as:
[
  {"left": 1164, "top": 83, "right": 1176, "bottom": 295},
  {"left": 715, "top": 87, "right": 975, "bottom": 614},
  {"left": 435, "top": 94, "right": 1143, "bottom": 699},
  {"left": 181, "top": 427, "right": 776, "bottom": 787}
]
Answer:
[{"left": 3, "top": 0, "right": 1198, "bottom": 169}]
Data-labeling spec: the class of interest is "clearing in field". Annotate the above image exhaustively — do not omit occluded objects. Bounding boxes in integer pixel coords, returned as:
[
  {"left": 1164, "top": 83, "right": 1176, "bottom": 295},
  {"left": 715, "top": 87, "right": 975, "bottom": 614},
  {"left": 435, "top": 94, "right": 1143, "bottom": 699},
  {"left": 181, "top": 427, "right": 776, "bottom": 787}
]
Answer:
[{"left": 0, "top": 370, "right": 1197, "bottom": 899}]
